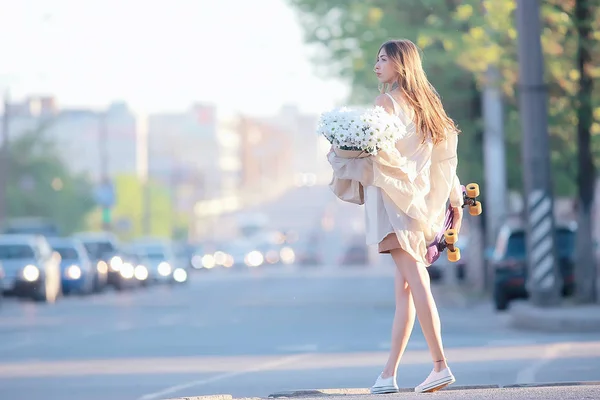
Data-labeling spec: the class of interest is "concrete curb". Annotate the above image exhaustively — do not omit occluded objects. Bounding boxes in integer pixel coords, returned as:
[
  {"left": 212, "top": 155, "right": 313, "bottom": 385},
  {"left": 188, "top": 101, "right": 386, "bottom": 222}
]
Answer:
[
  {"left": 267, "top": 382, "right": 600, "bottom": 398},
  {"left": 165, "top": 395, "right": 234, "bottom": 400},
  {"left": 503, "top": 381, "right": 600, "bottom": 388},
  {"left": 268, "top": 386, "right": 498, "bottom": 397},
  {"left": 508, "top": 301, "right": 600, "bottom": 332},
  {"left": 269, "top": 389, "right": 372, "bottom": 397}
]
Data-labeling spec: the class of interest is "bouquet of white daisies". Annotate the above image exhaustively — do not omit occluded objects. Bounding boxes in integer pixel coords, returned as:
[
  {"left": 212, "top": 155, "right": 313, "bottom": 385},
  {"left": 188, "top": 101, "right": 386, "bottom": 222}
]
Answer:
[{"left": 317, "top": 106, "right": 406, "bottom": 158}]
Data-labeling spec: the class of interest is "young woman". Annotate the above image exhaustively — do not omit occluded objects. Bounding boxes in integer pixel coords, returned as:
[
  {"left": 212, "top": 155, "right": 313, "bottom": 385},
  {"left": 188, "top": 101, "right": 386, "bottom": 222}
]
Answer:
[{"left": 328, "top": 39, "right": 464, "bottom": 393}]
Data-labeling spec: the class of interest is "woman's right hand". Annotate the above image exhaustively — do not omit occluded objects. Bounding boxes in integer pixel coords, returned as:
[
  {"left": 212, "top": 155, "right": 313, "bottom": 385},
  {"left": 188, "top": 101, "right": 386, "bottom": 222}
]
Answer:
[{"left": 452, "top": 206, "right": 463, "bottom": 234}]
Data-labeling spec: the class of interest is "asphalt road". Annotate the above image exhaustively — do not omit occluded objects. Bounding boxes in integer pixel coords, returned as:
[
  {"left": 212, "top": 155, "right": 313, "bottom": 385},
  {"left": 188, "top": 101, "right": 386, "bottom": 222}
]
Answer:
[{"left": 0, "top": 265, "right": 599, "bottom": 400}]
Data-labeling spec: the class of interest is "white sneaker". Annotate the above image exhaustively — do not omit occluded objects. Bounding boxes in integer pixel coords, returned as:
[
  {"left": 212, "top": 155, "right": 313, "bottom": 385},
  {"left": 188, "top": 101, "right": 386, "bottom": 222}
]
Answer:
[
  {"left": 414, "top": 367, "right": 455, "bottom": 393},
  {"left": 370, "top": 374, "right": 399, "bottom": 394}
]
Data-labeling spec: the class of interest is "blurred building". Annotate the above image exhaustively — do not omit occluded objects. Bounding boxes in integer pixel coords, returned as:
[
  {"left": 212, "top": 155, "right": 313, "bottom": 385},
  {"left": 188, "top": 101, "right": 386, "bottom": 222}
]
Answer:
[
  {"left": 147, "top": 103, "right": 239, "bottom": 209},
  {"left": 2, "top": 96, "right": 139, "bottom": 182},
  {"left": 147, "top": 104, "right": 244, "bottom": 241},
  {"left": 199, "top": 114, "right": 295, "bottom": 242},
  {"left": 1, "top": 96, "right": 58, "bottom": 148},
  {"left": 238, "top": 115, "right": 294, "bottom": 204},
  {"left": 264, "top": 105, "right": 331, "bottom": 186}
]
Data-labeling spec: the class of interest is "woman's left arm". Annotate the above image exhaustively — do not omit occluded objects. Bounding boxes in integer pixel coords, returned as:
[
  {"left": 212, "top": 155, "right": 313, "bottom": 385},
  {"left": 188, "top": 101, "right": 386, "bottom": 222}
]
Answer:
[
  {"left": 430, "top": 131, "right": 464, "bottom": 232},
  {"left": 449, "top": 174, "right": 464, "bottom": 234}
]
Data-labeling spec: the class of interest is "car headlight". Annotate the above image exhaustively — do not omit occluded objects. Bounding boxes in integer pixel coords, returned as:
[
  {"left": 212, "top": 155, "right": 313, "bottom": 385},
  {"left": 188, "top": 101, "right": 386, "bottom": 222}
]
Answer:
[
  {"left": 173, "top": 268, "right": 187, "bottom": 283},
  {"left": 66, "top": 265, "right": 82, "bottom": 279},
  {"left": 134, "top": 265, "right": 148, "bottom": 280},
  {"left": 119, "top": 262, "right": 135, "bottom": 279},
  {"left": 158, "top": 262, "right": 172, "bottom": 276},
  {"left": 110, "top": 256, "right": 123, "bottom": 271},
  {"left": 97, "top": 260, "right": 108, "bottom": 274},
  {"left": 201, "top": 255, "right": 215, "bottom": 269},
  {"left": 191, "top": 254, "right": 203, "bottom": 269},
  {"left": 280, "top": 247, "right": 296, "bottom": 264},
  {"left": 245, "top": 250, "right": 264, "bottom": 267},
  {"left": 213, "top": 251, "right": 227, "bottom": 266},
  {"left": 22, "top": 264, "right": 40, "bottom": 282}
]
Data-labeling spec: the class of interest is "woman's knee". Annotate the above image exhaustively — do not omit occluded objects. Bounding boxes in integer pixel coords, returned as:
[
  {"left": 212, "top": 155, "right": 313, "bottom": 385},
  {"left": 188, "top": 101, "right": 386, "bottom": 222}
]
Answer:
[
  {"left": 391, "top": 248, "right": 429, "bottom": 289},
  {"left": 394, "top": 268, "right": 410, "bottom": 294}
]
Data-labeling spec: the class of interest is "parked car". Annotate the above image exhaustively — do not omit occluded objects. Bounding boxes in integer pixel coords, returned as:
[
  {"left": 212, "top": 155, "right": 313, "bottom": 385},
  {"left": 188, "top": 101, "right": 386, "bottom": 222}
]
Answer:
[
  {"left": 0, "top": 234, "right": 62, "bottom": 303},
  {"left": 491, "top": 221, "right": 576, "bottom": 310},
  {"left": 0, "top": 263, "right": 5, "bottom": 306},
  {"left": 47, "top": 238, "right": 95, "bottom": 295}
]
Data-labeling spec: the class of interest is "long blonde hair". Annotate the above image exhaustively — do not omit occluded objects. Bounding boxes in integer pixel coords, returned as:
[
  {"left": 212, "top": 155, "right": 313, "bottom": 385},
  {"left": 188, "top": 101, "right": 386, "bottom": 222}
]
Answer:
[{"left": 378, "top": 39, "right": 460, "bottom": 144}]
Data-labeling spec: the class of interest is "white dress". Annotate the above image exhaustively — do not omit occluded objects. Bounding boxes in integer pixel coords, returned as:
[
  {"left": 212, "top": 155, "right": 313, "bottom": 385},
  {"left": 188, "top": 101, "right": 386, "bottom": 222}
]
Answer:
[{"left": 327, "top": 93, "right": 464, "bottom": 266}]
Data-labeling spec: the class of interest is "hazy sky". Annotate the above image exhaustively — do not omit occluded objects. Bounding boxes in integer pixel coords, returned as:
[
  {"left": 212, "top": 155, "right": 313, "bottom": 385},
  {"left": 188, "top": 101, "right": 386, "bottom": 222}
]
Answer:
[{"left": 0, "top": 0, "right": 349, "bottom": 116}]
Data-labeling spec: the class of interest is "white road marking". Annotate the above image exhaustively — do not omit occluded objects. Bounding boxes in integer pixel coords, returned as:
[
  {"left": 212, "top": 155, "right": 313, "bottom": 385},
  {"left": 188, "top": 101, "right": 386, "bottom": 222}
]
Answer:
[
  {"left": 486, "top": 338, "right": 536, "bottom": 347},
  {"left": 136, "top": 353, "right": 311, "bottom": 400},
  {"left": 277, "top": 344, "right": 319, "bottom": 352}
]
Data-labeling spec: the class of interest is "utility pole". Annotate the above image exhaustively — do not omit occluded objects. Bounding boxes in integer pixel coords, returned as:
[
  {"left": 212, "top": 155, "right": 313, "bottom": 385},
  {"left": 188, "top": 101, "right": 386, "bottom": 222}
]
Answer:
[
  {"left": 482, "top": 66, "right": 508, "bottom": 246},
  {"left": 138, "top": 113, "right": 151, "bottom": 236},
  {"left": 573, "top": 0, "right": 597, "bottom": 304},
  {"left": 515, "top": 0, "right": 561, "bottom": 307},
  {"left": 0, "top": 91, "right": 9, "bottom": 226},
  {"left": 477, "top": 1, "right": 509, "bottom": 294},
  {"left": 98, "top": 111, "right": 113, "bottom": 231},
  {"left": 143, "top": 179, "right": 151, "bottom": 235}
]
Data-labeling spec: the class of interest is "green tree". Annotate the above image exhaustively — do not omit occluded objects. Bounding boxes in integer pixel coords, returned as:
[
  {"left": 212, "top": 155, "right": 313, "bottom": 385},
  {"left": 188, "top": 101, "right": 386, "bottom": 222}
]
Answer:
[
  {"left": 110, "top": 174, "right": 177, "bottom": 240},
  {"left": 289, "top": 0, "right": 485, "bottom": 185},
  {"left": 6, "top": 128, "right": 96, "bottom": 234},
  {"left": 290, "top": 0, "right": 600, "bottom": 303},
  {"left": 287, "top": 0, "right": 600, "bottom": 197},
  {"left": 86, "top": 173, "right": 186, "bottom": 241}
]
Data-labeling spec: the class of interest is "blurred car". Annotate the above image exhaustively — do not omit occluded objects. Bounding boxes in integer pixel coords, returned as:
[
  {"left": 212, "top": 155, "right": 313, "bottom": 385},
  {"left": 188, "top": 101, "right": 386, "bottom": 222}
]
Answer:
[
  {"left": 0, "top": 263, "right": 4, "bottom": 306},
  {"left": 173, "top": 241, "right": 198, "bottom": 270},
  {"left": 73, "top": 231, "right": 120, "bottom": 291},
  {"left": 256, "top": 238, "right": 296, "bottom": 267},
  {"left": 47, "top": 238, "right": 95, "bottom": 295},
  {"left": 339, "top": 243, "right": 369, "bottom": 266},
  {"left": 293, "top": 234, "right": 323, "bottom": 267},
  {"left": 491, "top": 221, "right": 576, "bottom": 311},
  {"left": 0, "top": 234, "right": 62, "bottom": 303},
  {"left": 296, "top": 248, "right": 322, "bottom": 266},
  {"left": 221, "top": 239, "right": 264, "bottom": 269},
  {"left": 130, "top": 243, "right": 183, "bottom": 284},
  {"left": 119, "top": 252, "right": 151, "bottom": 287},
  {"left": 2, "top": 217, "right": 61, "bottom": 237}
]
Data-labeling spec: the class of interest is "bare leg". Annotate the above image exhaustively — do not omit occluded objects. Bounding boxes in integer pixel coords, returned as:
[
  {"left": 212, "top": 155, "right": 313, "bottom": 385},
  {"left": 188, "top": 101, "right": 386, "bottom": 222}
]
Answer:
[
  {"left": 380, "top": 265, "right": 416, "bottom": 378},
  {"left": 390, "top": 248, "right": 447, "bottom": 372}
]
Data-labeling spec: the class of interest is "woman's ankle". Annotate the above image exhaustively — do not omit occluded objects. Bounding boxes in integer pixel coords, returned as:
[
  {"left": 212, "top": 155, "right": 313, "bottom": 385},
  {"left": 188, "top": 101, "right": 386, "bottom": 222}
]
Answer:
[
  {"left": 433, "top": 358, "right": 447, "bottom": 372},
  {"left": 380, "top": 370, "right": 395, "bottom": 379}
]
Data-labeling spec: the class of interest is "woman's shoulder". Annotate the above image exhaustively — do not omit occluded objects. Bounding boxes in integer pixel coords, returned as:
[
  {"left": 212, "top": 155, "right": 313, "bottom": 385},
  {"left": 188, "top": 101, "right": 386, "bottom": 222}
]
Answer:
[{"left": 374, "top": 93, "right": 395, "bottom": 114}]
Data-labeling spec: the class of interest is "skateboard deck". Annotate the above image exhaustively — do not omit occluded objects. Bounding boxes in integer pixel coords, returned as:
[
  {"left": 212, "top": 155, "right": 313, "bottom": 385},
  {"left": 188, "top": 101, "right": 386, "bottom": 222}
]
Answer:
[{"left": 425, "top": 183, "right": 482, "bottom": 264}]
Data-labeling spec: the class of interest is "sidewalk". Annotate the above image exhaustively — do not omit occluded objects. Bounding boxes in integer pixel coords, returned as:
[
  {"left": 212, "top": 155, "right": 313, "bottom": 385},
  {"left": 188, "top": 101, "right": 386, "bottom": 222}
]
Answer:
[
  {"left": 508, "top": 300, "right": 600, "bottom": 332},
  {"left": 167, "top": 382, "right": 600, "bottom": 400},
  {"left": 432, "top": 283, "right": 600, "bottom": 332}
]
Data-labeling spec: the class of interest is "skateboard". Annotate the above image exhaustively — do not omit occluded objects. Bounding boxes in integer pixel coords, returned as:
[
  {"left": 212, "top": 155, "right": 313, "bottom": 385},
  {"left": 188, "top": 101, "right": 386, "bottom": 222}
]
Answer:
[{"left": 425, "top": 183, "right": 482, "bottom": 264}]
